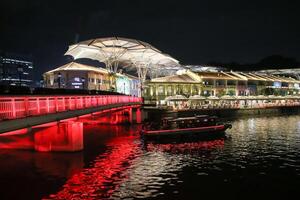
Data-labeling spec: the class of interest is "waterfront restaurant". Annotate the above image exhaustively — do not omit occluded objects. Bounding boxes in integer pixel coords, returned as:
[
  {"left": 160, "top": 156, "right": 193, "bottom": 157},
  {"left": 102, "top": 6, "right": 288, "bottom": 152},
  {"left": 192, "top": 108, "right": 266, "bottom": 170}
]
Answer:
[
  {"left": 143, "top": 69, "right": 300, "bottom": 109},
  {"left": 142, "top": 70, "right": 202, "bottom": 105}
]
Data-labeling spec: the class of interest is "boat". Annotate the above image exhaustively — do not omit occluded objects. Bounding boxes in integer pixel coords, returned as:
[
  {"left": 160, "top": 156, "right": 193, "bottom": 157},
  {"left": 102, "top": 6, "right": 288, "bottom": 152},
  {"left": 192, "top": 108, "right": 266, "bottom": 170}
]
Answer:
[{"left": 141, "top": 115, "right": 232, "bottom": 141}]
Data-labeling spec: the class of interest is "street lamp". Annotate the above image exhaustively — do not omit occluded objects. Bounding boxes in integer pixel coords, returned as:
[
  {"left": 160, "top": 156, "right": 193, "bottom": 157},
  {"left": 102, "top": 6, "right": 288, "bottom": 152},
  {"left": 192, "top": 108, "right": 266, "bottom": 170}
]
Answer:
[{"left": 57, "top": 72, "right": 62, "bottom": 89}]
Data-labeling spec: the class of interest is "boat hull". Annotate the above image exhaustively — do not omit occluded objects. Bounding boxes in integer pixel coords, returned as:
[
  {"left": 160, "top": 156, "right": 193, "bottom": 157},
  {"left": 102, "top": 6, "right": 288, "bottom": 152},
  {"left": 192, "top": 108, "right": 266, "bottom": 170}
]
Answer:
[{"left": 142, "top": 124, "right": 231, "bottom": 141}]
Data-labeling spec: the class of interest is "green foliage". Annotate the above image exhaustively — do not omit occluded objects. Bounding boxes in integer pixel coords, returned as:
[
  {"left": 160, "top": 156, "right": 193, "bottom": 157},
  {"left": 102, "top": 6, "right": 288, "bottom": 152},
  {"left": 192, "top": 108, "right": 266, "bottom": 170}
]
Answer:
[
  {"left": 217, "top": 89, "right": 226, "bottom": 97},
  {"left": 227, "top": 90, "right": 235, "bottom": 96}
]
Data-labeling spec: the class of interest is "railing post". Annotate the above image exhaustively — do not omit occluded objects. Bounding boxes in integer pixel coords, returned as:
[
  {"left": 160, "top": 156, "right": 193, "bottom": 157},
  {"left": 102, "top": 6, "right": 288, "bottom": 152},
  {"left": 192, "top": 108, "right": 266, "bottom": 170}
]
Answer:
[
  {"left": 55, "top": 97, "right": 58, "bottom": 112},
  {"left": 12, "top": 98, "right": 16, "bottom": 119},
  {"left": 37, "top": 97, "right": 40, "bottom": 114},
  {"left": 68, "top": 97, "right": 71, "bottom": 110},
  {"left": 62, "top": 97, "right": 66, "bottom": 111},
  {"left": 24, "top": 97, "right": 29, "bottom": 117},
  {"left": 46, "top": 97, "right": 50, "bottom": 113}
]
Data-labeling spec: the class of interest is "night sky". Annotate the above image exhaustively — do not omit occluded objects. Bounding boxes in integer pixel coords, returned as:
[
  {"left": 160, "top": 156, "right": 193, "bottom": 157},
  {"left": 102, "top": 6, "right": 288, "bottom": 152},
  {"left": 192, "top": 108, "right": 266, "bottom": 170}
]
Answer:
[{"left": 1, "top": 0, "right": 300, "bottom": 79}]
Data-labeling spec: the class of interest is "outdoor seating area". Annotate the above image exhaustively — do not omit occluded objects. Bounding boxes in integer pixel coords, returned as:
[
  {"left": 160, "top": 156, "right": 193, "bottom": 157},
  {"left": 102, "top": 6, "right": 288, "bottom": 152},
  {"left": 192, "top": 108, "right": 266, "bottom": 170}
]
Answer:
[{"left": 163, "top": 95, "right": 300, "bottom": 110}]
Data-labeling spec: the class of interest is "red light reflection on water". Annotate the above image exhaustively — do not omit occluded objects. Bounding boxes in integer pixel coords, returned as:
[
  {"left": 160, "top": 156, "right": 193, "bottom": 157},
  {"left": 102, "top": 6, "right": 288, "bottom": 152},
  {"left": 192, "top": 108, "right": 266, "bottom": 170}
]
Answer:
[
  {"left": 45, "top": 136, "right": 141, "bottom": 200},
  {"left": 0, "top": 128, "right": 33, "bottom": 149},
  {"left": 34, "top": 122, "right": 83, "bottom": 152},
  {"left": 0, "top": 122, "right": 83, "bottom": 152}
]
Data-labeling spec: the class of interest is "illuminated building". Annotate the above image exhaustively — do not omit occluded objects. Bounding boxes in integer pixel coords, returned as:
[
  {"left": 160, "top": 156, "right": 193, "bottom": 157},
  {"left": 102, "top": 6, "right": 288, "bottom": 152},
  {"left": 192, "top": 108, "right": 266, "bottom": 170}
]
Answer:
[
  {"left": 143, "top": 70, "right": 202, "bottom": 104},
  {"left": 43, "top": 62, "right": 141, "bottom": 96},
  {"left": 143, "top": 70, "right": 300, "bottom": 105},
  {"left": 0, "top": 53, "right": 33, "bottom": 86},
  {"left": 43, "top": 62, "right": 110, "bottom": 90},
  {"left": 115, "top": 73, "right": 140, "bottom": 97}
]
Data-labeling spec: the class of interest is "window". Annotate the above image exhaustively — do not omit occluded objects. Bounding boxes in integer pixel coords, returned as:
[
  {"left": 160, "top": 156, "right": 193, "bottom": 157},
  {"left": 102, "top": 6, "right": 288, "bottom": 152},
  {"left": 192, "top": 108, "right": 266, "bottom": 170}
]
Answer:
[
  {"left": 158, "top": 86, "right": 164, "bottom": 94},
  {"left": 167, "top": 86, "right": 172, "bottom": 95}
]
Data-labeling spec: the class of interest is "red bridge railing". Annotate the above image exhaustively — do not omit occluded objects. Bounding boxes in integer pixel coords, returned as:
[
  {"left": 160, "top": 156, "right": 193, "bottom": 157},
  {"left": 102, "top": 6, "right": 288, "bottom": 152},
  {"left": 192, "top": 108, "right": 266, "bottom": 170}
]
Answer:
[{"left": 0, "top": 95, "right": 142, "bottom": 121}]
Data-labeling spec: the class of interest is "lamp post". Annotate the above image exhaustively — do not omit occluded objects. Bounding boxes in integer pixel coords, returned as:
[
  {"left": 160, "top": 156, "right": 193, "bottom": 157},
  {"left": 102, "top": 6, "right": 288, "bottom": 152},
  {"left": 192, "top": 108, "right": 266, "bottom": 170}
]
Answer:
[{"left": 57, "top": 72, "right": 62, "bottom": 89}]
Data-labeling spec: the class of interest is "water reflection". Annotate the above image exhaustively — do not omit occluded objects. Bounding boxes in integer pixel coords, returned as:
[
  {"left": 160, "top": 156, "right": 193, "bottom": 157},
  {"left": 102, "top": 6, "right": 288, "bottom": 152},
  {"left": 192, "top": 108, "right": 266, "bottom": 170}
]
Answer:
[
  {"left": 46, "top": 135, "right": 142, "bottom": 199},
  {"left": 145, "top": 139, "right": 224, "bottom": 153},
  {"left": 0, "top": 149, "right": 84, "bottom": 200},
  {"left": 34, "top": 121, "right": 83, "bottom": 152},
  {"left": 1, "top": 115, "right": 300, "bottom": 200},
  {"left": 0, "top": 121, "right": 84, "bottom": 152}
]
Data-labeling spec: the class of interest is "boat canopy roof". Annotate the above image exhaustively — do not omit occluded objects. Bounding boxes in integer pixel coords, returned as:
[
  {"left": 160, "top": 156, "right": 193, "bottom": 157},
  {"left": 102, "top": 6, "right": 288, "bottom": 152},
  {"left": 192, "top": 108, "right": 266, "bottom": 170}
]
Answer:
[{"left": 168, "top": 115, "right": 217, "bottom": 122}]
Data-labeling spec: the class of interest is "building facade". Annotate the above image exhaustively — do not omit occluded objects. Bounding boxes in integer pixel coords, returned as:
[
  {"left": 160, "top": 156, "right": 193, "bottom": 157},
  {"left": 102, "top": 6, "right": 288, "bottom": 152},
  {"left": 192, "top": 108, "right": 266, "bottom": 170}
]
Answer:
[
  {"left": 43, "top": 62, "right": 111, "bottom": 90},
  {"left": 43, "top": 62, "right": 141, "bottom": 96},
  {"left": 0, "top": 53, "right": 33, "bottom": 86},
  {"left": 143, "top": 70, "right": 300, "bottom": 105},
  {"left": 143, "top": 70, "right": 202, "bottom": 104}
]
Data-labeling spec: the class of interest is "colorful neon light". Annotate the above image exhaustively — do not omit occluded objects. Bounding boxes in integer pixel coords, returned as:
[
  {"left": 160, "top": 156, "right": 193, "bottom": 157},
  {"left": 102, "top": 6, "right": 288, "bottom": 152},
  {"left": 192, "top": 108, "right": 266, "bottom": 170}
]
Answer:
[
  {"left": 0, "top": 95, "right": 142, "bottom": 120},
  {"left": 45, "top": 135, "right": 141, "bottom": 199}
]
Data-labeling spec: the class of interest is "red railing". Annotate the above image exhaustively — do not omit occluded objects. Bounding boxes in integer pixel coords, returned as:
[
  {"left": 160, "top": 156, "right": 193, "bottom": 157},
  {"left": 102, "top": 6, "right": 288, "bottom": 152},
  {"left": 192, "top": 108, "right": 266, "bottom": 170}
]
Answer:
[{"left": 0, "top": 95, "right": 142, "bottom": 121}]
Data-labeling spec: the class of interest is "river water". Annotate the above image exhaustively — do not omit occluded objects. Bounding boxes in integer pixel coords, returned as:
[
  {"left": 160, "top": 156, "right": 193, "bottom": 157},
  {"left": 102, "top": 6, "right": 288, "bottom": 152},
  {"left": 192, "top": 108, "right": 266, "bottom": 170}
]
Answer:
[{"left": 0, "top": 115, "right": 300, "bottom": 200}]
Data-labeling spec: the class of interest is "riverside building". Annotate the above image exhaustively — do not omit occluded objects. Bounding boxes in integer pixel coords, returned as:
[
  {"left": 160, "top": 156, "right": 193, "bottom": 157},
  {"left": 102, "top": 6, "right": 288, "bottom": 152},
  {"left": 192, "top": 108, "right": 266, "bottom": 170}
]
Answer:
[
  {"left": 43, "top": 62, "right": 141, "bottom": 96},
  {"left": 142, "top": 70, "right": 300, "bottom": 108}
]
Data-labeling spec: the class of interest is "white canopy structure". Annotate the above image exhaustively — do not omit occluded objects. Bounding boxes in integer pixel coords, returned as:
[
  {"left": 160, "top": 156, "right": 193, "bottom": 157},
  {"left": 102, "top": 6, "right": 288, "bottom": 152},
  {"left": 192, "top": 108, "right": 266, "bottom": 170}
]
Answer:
[
  {"left": 189, "top": 95, "right": 206, "bottom": 100},
  {"left": 207, "top": 96, "right": 220, "bottom": 100},
  {"left": 165, "top": 95, "right": 188, "bottom": 101},
  {"left": 65, "top": 37, "right": 180, "bottom": 83},
  {"left": 220, "top": 95, "right": 236, "bottom": 100}
]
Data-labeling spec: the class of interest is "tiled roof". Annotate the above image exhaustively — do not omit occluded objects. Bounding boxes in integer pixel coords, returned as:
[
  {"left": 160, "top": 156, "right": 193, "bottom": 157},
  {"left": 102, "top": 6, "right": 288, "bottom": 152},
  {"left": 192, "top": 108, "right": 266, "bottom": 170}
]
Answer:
[
  {"left": 44, "top": 62, "right": 109, "bottom": 74},
  {"left": 151, "top": 74, "right": 200, "bottom": 83},
  {"left": 197, "top": 72, "right": 240, "bottom": 80}
]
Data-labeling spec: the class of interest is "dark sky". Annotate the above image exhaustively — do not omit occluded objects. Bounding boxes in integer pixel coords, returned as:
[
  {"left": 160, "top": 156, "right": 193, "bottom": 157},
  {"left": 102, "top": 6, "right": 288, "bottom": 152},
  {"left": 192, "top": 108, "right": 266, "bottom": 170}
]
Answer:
[{"left": 1, "top": 0, "right": 300, "bottom": 79}]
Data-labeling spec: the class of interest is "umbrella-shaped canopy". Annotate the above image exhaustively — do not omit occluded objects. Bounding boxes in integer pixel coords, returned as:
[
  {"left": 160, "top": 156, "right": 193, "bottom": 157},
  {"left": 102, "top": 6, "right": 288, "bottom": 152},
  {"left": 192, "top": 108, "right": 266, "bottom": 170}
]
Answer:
[
  {"left": 65, "top": 37, "right": 180, "bottom": 81},
  {"left": 246, "top": 95, "right": 257, "bottom": 99},
  {"left": 257, "top": 95, "right": 267, "bottom": 99},
  {"left": 267, "top": 95, "right": 277, "bottom": 99},
  {"left": 207, "top": 96, "right": 220, "bottom": 100},
  {"left": 284, "top": 95, "right": 300, "bottom": 99},
  {"left": 189, "top": 95, "right": 206, "bottom": 100},
  {"left": 165, "top": 95, "right": 188, "bottom": 101}
]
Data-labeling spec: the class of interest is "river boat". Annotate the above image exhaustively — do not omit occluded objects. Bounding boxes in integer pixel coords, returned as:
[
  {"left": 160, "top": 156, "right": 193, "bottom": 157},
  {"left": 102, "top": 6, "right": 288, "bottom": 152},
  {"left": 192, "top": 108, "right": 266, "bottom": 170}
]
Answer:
[{"left": 142, "top": 115, "right": 232, "bottom": 141}]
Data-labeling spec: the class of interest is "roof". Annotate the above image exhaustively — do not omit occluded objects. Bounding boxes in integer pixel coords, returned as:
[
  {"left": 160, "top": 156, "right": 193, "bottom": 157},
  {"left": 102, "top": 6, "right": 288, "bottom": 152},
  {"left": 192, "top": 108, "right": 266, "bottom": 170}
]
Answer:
[
  {"left": 197, "top": 72, "right": 241, "bottom": 80},
  {"left": 64, "top": 37, "right": 180, "bottom": 76},
  {"left": 239, "top": 72, "right": 267, "bottom": 81},
  {"left": 116, "top": 72, "right": 139, "bottom": 80},
  {"left": 75, "top": 37, "right": 161, "bottom": 52},
  {"left": 151, "top": 73, "right": 200, "bottom": 83},
  {"left": 44, "top": 62, "right": 109, "bottom": 74}
]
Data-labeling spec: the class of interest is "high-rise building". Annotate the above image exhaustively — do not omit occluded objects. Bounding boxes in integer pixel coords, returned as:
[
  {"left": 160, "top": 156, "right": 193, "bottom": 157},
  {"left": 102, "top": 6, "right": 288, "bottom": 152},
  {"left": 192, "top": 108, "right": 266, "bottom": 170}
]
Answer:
[{"left": 0, "top": 52, "right": 34, "bottom": 86}]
